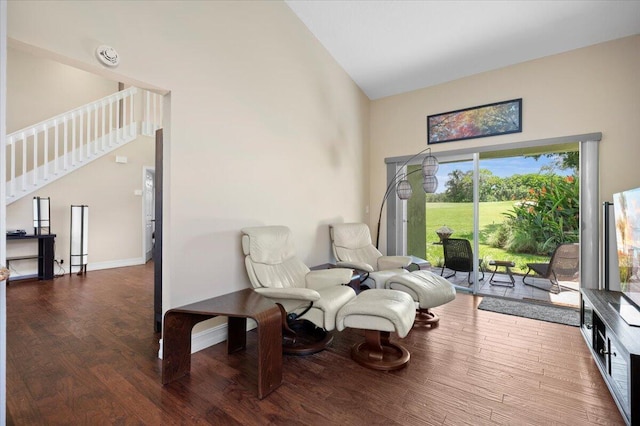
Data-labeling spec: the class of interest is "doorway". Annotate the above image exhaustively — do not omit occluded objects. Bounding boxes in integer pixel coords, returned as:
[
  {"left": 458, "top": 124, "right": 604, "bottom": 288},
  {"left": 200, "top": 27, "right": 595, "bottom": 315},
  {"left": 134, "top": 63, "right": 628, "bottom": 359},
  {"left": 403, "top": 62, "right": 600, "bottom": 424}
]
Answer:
[{"left": 2, "top": 41, "right": 169, "bottom": 330}]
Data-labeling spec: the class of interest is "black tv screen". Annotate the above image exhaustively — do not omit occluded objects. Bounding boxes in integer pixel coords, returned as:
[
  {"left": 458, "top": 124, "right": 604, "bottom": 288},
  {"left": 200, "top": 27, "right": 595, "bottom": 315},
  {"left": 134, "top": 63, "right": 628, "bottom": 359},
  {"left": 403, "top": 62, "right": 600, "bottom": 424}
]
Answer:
[{"left": 613, "top": 186, "right": 640, "bottom": 309}]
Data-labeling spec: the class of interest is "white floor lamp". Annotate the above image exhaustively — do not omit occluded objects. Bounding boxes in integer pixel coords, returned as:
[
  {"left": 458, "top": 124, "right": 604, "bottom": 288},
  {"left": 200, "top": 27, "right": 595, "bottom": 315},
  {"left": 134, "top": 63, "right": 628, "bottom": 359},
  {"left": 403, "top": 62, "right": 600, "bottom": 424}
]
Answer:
[{"left": 70, "top": 205, "right": 88, "bottom": 275}]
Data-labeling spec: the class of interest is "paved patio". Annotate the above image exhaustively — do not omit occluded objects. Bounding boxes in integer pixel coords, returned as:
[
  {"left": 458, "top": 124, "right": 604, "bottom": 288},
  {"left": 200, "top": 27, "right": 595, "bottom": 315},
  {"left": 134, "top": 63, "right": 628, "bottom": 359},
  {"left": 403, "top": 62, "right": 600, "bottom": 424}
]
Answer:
[{"left": 433, "top": 266, "right": 580, "bottom": 307}]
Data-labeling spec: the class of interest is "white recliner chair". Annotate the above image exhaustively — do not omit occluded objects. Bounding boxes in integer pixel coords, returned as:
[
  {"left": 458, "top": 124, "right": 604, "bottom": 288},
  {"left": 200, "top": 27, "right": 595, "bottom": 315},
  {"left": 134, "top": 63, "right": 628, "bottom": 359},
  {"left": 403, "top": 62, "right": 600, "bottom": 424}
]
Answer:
[
  {"left": 329, "top": 222, "right": 412, "bottom": 289},
  {"left": 330, "top": 222, "right": 456, "bottom": 326},
  {"left": 242, "top": 225, "right": 356, "bottom": 355}
]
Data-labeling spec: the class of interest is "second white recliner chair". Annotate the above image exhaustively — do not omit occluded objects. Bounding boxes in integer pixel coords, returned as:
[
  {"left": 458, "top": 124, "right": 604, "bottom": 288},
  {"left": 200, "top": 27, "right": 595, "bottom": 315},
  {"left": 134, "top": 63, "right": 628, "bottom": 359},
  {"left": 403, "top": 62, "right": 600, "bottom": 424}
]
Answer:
[
  {"left": 329, "top": 222, "right": 412, "bottom": 289},
  {"left": 330, "top": 222, "right": 456, "bottom": 326}
]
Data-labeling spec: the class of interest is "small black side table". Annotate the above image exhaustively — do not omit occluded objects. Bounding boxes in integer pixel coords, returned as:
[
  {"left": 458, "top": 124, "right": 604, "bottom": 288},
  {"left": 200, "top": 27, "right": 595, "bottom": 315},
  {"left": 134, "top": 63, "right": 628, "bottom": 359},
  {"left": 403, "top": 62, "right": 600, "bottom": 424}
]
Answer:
[{"left": 488, "top": 260, "right": 516, "bottom": 287}]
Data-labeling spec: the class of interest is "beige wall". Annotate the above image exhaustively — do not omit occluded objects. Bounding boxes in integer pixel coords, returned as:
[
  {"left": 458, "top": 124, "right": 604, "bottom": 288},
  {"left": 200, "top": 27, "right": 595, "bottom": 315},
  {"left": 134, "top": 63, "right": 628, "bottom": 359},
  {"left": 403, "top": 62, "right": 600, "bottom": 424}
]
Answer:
[
  {"left": 370, "top": 35, "right": 640, "bottom": 253},
  {"left": 7, "top": 1, "right": 370, "bottom": 309},
  {"left": 7, "top": 47, "right": 118, "bottom": 133}
]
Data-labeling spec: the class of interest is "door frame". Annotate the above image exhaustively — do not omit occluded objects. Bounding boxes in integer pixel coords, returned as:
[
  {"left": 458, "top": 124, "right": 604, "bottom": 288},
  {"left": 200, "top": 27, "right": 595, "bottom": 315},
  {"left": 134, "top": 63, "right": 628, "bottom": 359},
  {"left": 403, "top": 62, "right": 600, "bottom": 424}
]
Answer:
[
  {"left": 154, "top": 128, "right": 163, "bottom": 333},
  {"left": 384, "top": 133, "right": 601, "bottom": 292}
]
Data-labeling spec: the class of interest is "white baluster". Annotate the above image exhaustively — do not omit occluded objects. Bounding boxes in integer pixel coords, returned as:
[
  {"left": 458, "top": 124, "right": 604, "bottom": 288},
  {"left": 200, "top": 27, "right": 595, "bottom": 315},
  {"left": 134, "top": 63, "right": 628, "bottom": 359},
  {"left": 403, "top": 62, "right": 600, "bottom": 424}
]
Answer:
[
  {"left": 101, "top": 101, "right": 106, "bottom": 151},
  {"left": 94, "top": 105, "right": 98, "bottom": 155},
  {"left": 145, "top": 90, "right": 150, "bottom": 135},
  {"left": 79, "top": 111, "right": 84, "bottom": 162},
  {"left": 158, "top": 92, "right": 163, "bottom": 129},
  {"left": 153, "top": 92, "right": 158, "bottom": 131},
  {"left": 32, "top": 129, "right": 38, "bottom": 186},
  {"left": 116, "top": 94, "right": 121, "bottom": 140},
  {"left": 43, "top": 124, "right": 49, "bottom": 181},
  {"left": 21, "top": 132, "right": 26, "bottom": 192},
  {"left": 129, "top": 91, "right": 135, "bottom": 137},
  {"left": 85, "top": 107, "right": 91, "bottom": 158},
  {"left": 123, "top": 91, "right": 128, "bottom": 137},
  {"left": 9, "top": 135, "right": 15, "bottom": 197},
  {"left": 72, "top": 113, "right": 77, "bottom": 166},
  {"left": 63, "top": 117, "right": 68, "bottom": 170},
  {"left": 109, "top": 100, "right": 114, "bottom": 146},
  {"left": 53, "top": 119, "right": 59, "bottom": 175}
]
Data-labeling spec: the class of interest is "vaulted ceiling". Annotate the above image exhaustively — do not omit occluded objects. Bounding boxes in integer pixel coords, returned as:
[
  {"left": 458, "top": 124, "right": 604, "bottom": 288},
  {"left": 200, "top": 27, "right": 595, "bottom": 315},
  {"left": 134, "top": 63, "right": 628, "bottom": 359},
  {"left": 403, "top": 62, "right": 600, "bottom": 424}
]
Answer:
[{"left": 286, "top": 1, "right": 640, "bottom": 99}]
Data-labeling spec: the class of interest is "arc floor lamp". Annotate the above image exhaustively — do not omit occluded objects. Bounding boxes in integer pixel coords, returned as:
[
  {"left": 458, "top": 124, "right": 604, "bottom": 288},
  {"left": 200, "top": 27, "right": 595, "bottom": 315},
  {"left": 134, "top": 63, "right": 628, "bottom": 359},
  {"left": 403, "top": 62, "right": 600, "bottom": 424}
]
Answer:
[{"left": 375, "top": 147, "right": 439, "bottom": 249}]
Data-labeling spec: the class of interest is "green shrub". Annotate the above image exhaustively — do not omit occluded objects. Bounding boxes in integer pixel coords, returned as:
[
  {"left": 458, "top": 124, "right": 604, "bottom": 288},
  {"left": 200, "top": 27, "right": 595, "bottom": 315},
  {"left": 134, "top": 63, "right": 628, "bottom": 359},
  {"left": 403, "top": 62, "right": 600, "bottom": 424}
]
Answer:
[
  {"left": 501, "top": 174, "right": 579, "bottom": 255},
  {"left": 487, "top": 221, "right": 509, "bottom": 248}
]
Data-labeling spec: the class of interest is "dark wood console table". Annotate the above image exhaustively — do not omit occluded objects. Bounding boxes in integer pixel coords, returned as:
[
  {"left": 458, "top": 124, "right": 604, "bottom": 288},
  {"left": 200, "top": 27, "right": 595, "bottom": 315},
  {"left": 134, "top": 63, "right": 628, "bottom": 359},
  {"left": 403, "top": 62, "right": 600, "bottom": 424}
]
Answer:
[
  {"left": 6, "top": 233, "right": 56, "bottom": 282},
  {"left": 162, "top": 288, "right": 282, "bottom": 399}
]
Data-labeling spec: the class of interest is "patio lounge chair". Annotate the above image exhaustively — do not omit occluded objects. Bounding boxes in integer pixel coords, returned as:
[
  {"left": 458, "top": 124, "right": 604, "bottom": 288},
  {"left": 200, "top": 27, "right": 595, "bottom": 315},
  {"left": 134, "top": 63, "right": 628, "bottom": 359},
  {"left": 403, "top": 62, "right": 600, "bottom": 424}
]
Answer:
[
  {"left": 440, "top": 238, "right": 484, "bottom": 285},
  {"left": 523, "top": 243, "right": 579, "bottom": 294}
]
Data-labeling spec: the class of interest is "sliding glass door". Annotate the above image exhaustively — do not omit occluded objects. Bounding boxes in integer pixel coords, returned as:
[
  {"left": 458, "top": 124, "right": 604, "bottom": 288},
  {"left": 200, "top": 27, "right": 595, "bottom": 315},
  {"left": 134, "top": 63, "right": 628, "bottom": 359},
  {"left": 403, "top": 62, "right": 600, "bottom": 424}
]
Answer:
[{"left": 402, "top": 142, "right": 584, "bottom": 301}]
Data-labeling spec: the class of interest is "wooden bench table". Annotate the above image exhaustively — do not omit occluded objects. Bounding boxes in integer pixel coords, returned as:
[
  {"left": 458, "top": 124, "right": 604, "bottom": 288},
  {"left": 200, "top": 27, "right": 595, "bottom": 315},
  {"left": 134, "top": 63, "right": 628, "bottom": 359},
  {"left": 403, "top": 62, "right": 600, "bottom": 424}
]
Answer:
[{"left": 161, "top": 288, "right": 282, "bottom": 399}]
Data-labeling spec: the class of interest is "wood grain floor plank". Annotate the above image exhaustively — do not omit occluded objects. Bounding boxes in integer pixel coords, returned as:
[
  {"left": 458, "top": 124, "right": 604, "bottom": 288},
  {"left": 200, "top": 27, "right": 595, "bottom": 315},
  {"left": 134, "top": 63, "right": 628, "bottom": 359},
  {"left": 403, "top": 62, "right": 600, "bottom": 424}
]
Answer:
[{"left": 6, "top": 263, "right": 624, "bottom": 425}]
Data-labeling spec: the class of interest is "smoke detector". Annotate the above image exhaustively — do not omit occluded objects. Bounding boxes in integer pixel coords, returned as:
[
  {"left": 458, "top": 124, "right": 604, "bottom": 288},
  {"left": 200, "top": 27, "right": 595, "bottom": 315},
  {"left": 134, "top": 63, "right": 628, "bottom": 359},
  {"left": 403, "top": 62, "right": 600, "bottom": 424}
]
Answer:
[{"left": 96, "top": 45, "right": 120, "bottom": 67}]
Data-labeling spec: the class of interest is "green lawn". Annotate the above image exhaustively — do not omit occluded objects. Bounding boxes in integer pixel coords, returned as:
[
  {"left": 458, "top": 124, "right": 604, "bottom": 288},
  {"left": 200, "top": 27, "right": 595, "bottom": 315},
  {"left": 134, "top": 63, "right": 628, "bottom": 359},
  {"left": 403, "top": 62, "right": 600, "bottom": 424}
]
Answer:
[{"left": 424, "top": 201, "right": 549, "bottom": 274}]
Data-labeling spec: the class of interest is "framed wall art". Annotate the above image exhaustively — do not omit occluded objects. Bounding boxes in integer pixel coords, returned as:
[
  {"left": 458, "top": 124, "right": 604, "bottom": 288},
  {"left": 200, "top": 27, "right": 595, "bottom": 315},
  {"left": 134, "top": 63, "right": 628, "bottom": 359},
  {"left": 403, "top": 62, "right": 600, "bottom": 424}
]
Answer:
[{"left": 427, "top": 98, "right": 522, "bottom": 144}]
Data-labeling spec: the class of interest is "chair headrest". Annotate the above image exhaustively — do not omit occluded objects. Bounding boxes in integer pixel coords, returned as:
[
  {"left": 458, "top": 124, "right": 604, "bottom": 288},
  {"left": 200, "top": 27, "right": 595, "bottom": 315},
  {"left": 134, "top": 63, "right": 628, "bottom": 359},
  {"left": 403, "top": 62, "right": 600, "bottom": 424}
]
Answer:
[
  {"left": 241, "top": 225, "right": 295, "bottom": 264},
  {"left": 330, "top": 223, "right": 372, "bottom": 249}
]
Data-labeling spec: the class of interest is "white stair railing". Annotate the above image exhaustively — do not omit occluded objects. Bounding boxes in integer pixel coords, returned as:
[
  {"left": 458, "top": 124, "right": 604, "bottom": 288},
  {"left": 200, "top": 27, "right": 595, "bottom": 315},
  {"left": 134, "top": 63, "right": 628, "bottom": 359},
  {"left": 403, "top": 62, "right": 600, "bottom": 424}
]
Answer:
[
  {"left": 5, "top": 87, "right": 157, "bottom": 204},
  {"left": 141, "top": 90, "right": 163, "bottom": 137}
]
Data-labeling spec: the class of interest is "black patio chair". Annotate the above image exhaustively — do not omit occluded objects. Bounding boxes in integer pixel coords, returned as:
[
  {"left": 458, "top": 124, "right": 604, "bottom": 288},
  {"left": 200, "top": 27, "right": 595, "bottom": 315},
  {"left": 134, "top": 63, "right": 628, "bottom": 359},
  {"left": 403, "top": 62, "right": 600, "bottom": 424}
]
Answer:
[
  {"left": 440, "top": 238, "right": 484, "bottom": 285},
  {"left": 523, "top": 243, "right": 579, "bottom": 294}
]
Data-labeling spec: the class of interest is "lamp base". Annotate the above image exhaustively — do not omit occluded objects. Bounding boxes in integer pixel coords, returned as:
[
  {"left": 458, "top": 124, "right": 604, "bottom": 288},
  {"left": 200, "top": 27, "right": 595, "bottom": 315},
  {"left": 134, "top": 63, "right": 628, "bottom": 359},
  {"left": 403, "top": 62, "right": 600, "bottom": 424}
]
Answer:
[{"left": 71, "top": 265, "right": 88, "bottom": 276}]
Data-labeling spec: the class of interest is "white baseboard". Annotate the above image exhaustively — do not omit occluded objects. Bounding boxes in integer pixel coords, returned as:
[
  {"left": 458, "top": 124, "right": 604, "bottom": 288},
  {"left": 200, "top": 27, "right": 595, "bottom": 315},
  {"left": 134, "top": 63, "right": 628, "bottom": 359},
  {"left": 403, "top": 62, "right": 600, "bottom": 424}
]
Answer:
[
  {"left": 157, "top": 319, "right": 257, "bottom": 359},
  {"left": 85, "top": 257, "right": 146, "bottom": 271},
  {"left": 8, "top": 257, "right": 146, "bottom": 279}
]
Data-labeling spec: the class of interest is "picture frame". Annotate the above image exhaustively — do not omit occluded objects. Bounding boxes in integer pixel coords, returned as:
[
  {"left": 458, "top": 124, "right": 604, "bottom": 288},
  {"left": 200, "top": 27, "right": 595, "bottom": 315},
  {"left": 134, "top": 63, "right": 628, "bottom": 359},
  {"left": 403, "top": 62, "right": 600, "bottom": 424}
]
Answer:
[{"left": 427, "top": 98, "right": 522, "bottom": 144}]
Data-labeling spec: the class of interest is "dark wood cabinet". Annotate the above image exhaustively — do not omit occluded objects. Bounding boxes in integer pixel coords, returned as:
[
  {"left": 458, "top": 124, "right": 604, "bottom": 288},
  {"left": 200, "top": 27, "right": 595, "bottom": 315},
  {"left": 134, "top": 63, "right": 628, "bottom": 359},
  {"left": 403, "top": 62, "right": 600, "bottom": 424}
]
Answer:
[{"left": 581, "top": 290, "right": 640, "bottom": 425}]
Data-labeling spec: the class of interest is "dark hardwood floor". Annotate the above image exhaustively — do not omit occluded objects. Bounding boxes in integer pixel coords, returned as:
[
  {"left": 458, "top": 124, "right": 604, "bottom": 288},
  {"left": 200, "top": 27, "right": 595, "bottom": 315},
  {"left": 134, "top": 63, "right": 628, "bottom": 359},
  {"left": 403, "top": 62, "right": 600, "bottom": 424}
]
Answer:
[{"left": 6, "top": 263, "right": 623, "bottom": 425}]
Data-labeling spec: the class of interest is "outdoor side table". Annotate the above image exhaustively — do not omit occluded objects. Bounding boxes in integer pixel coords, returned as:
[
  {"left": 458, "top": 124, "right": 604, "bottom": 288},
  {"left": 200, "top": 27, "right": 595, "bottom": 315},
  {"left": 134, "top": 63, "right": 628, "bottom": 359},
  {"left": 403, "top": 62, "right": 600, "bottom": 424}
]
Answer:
[{"left": 488, "top": 260, "right": 516, "bottom": 287}]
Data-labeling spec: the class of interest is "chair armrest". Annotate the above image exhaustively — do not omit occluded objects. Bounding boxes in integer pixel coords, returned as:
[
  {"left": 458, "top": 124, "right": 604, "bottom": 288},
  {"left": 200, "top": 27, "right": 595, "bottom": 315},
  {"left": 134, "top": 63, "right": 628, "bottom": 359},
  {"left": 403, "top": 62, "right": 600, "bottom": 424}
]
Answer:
[
  {"left": 378, "top": 256, "right": 412, "bottom": 270},
  {"left": 254, "top": 287, "right": 321, "bottom": 302},
  {"left": 336, "top": 260, "right": 374, "bottom": 272},
  {"left": 305, "top": 268, "right": 354, "bottom": 290}
]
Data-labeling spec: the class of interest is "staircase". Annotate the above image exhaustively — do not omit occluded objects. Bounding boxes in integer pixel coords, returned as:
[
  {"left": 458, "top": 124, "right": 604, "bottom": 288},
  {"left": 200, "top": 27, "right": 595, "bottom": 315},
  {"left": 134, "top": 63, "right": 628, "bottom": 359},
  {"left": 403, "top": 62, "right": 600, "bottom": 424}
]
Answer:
[{"left": 5, "top": 87, "right": 162, "bottom": 205}]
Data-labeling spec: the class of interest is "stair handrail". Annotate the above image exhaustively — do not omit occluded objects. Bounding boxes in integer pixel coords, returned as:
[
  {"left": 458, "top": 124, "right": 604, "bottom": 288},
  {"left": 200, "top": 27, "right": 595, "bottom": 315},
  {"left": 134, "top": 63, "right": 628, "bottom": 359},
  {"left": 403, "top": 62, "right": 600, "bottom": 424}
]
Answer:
[
  {"left": 5, "top": 86, "right": 141, "bottom": 203},
  {"left": 7, "top": 86, "right": 137, "bottom": 138}
]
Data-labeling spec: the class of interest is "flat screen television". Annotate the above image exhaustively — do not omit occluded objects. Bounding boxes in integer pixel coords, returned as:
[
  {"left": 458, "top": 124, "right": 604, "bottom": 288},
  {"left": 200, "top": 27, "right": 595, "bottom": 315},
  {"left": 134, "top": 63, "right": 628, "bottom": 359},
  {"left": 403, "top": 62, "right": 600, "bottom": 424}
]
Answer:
[{"left": 613, "top": 186, "right": 640, "bottom": 325}]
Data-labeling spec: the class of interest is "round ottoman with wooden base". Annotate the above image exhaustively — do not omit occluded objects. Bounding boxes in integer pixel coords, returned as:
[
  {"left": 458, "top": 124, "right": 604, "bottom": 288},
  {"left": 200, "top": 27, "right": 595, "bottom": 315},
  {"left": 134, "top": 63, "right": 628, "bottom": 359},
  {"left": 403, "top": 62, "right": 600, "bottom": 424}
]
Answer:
[
  {"left": 386, "top": 270, "right": 456, "bottom": 327},
  {"left": 336, "top": 289, "right": 416, "bottom": 371}
]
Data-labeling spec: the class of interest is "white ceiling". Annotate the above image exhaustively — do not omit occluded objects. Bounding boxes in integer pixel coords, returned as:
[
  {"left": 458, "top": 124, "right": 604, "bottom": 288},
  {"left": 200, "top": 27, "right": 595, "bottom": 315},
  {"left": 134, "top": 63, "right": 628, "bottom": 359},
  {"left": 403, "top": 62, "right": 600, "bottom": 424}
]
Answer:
[{"left": 286, "top": 1, "right": 640, "bottom": 100}]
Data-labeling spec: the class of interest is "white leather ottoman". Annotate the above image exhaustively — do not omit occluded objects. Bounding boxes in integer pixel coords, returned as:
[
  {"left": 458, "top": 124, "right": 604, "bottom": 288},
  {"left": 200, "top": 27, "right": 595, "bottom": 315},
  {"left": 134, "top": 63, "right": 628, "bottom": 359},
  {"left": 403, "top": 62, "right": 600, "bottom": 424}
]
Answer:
[
  {"left": 386, "top": 270, "right": 456, "bottom": 326},
  {"left": 336, "top": 289, "right": 416, "bottom": 370}
]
